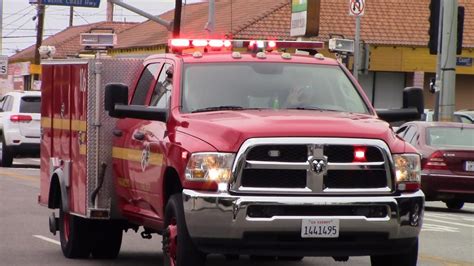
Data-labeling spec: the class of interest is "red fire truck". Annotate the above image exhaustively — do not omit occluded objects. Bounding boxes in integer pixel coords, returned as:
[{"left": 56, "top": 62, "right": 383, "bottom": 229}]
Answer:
[{"left": 39, "top": 39, "right": 425, "bottom": 266}]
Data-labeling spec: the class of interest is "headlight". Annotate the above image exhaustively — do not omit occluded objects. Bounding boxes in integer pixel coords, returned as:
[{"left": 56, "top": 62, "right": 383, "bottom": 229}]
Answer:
[
  {"left": 185, "top": 153, "right": 235, "bottom": 183},
  {"left": 393, "top": 154, "right": 421, "bottom": 192}
]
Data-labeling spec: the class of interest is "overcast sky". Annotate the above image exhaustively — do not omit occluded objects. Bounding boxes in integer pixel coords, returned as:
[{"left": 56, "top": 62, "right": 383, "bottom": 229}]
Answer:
[{"left": 1, "top": 0, "right": 187, "bottom": 56}]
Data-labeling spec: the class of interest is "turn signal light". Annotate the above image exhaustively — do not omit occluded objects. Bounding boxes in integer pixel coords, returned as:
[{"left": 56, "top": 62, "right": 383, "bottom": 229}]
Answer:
[{"left": 10, "top": 115, "right": 32, "bottom": 123}]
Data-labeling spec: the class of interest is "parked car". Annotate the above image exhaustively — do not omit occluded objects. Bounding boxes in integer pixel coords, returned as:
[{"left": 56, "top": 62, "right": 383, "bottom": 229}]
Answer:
[
  {"left": 396, "top": 121, "right": 474, "bottom": 210},
  {"left": 421, "top": 109, "right": 474, "bottom": 124},
  {"left": 0, "top": 91, "right": 41, "bottom": 167},
  {"left": 456, "top": 109, "right": 474, "bottom": 122}
]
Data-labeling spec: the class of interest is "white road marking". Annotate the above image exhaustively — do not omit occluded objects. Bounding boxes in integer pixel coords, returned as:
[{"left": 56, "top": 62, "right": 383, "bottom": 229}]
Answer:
[
  {"left": 424, "top": 217, "right": 474, "bottom": 228},
  {"left": 33, "top": 235, "right": 60, "bottom": 245},
  {"left": 425, "top": 212, "right": 474, "bottom": 221},
  {"left": 422, "top": 223, "right": 459, "bottom": 232}
]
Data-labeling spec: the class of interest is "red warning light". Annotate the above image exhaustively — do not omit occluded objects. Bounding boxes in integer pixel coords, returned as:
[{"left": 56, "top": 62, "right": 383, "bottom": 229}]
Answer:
[{"left": 353, "top": 147, "right": 367, "bottom": 162}]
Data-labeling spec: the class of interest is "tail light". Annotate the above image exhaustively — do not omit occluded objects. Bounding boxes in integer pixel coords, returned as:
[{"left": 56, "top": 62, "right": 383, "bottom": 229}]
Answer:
[
  {"left": 10, "top": 115, "right": 32, "bottom": 123},
  {"left": 423, "top": 151, "right": 448, "bottom": 170},
  {"left": 393, "top": 154, "right": 421, "bottom": 192}
]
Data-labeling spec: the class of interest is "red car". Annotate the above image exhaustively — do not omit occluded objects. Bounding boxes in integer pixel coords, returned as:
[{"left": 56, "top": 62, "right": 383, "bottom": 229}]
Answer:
[{"left": 396, "top": 122, "right": 474, "bottom": 210}]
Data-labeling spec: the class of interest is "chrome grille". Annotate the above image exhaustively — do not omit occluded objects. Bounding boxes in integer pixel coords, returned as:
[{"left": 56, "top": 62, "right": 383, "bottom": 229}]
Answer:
[
  {"left": 246, "top": 145, "right": 307, "bottom": 162},
  {"left": 324, "top": 170, "right": 387, "bottom": 188},
  {"left": 231, "top": 138, "right": 393, "bottom": 194},
  {"left": 241, "top": 169, "right": 307, "bottom": 188}
]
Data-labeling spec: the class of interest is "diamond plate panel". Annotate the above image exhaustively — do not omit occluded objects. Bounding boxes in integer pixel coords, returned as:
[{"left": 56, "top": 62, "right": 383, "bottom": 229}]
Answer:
[{"left": 85, "top": 58, "right": 143, "bottom": 218}]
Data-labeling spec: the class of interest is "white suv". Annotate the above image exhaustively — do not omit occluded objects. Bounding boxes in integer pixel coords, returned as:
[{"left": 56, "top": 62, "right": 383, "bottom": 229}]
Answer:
[{"left": 0, "top": 91, "right": 41, "bottom": 167}]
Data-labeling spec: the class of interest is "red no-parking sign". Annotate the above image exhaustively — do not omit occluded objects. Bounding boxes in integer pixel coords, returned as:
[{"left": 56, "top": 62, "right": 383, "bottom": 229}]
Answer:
[{"left": 349, "top": 0, "right": 365, "bottom": 16}]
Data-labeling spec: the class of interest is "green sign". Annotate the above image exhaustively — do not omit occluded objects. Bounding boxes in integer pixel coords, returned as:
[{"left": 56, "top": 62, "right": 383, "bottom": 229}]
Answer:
[{"left": 290, "top": 0, "right": 320, "bottom": 37}]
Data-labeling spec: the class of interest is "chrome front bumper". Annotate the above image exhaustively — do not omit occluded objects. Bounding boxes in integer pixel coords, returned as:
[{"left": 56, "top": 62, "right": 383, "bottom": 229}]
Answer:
[{"left": 183, "top": 189, "right": 424, "bottom": 242}]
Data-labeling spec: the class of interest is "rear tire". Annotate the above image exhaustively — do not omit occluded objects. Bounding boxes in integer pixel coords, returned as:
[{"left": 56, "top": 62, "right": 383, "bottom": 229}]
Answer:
[
  {"left": 163, "top": 193, "right": 205, "bottom": 266},
  {"left": 90, "top": 221, "right": 123, "bottom": 259},
  {"left": 445, "top": 200, "right": 464, "bottom": 210},
  {"left": 370, "top": 238, "right": 418, "bottom": 266},
  {"left": 59, "top": 202, "right": 92, "bottom": 258},
  {"left": 0, "top": 137, "right": 13, "bottom": 167}
]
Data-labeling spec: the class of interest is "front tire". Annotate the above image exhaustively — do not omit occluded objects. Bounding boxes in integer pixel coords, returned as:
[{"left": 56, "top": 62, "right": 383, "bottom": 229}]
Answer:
[
  {"left": 0, "top": 137, "right": 13, "bottom": 167},
  {"left": 370, "top": 238, "right": 418, "bottom": 266},
  {"left": 163, "top": 193, "right": 205, "bottom": 266},
  {"left": 59, "top": 202, "right": 92, "bottom": 258},
  {"left": 445, "top": 200, "right": 464, "bottom": 210}
]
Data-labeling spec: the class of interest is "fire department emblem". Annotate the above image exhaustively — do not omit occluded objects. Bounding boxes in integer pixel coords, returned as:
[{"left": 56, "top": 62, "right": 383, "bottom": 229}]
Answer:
[{"left": 141, "top": 144, "right": 151, "bottom": 172}]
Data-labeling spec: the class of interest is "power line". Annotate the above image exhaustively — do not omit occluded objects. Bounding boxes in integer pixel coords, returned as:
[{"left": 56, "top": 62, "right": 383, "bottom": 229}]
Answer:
[
  {"left": 73, "top": 10, "right": 90, "bottom": 24},
  {"left": 2, "top": 28, "right": 63, "bottom": 31},
  {"left": 4, "top": 5, "right": 35, "bottom": 20},
  {"left": 4, "top": 16, "right": 34, "bottom": 37},
  {"left": 3, "top": 35, "right": 53, "bottom": 38},
  {"left": 4, "top": 8, "right": 36, "bottom": 28}
]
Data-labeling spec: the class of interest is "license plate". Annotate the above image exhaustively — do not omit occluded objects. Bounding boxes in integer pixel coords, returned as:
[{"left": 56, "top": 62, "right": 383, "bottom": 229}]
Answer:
[
  {"left": 301, "top": 219, "right": 339, "bottom": 238},
  {"left": 466, "top": 161, "right": 474, "bottom": 172}
]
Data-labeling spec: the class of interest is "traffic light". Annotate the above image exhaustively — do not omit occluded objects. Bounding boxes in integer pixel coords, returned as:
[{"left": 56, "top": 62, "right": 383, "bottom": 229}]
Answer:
[{"left": 428, "top": 0, "right": 441, "bottom": 55}]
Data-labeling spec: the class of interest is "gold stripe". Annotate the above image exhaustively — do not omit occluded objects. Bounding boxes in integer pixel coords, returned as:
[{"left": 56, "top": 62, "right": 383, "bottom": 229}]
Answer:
[
  {"left": 79, "top": 145, "right": 87, "bottom": 155},
  {"left": 112, "top": 147, "right": 142, "bottom": 162},
  {"left": 117, "top": 178, "right": 131, "bottom": 188},
  {"left": 41, "top": 117, "right": 87, "bottom": 131},
  {"left": 112, "top": 147, "right": 163, "bottom": 166},
  {"left": 149, "top": 153, "right": 164, "bottom": 166},
  {"left": 71, "top": 120, "right": 87, "bottom": 131},
  {"left": 41, "top": 117, "right": 52, "bottom": 128}
]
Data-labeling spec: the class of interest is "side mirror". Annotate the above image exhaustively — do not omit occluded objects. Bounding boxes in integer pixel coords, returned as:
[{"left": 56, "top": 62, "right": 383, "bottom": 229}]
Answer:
[
  {"left": 104, "top": 82, "right": 168, "bottom": 122},
  {"left": 376, "top": 87, "right": 424, "bottom": 122},
  {"left": 105, "top": 83, "right": 128, "bottom": 117},
  {"left": 403, "top": 86, "right": 424, "bottom": 116}
]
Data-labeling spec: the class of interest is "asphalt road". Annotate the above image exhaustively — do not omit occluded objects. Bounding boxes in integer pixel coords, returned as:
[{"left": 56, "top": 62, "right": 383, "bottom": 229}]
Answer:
[{"left": 1, "top": 158, "right": 473, "bottom": 266}]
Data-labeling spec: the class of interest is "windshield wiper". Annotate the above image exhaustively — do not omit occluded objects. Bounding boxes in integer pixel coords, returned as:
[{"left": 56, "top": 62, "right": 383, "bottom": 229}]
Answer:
[
  {"left": 286, "top": 106, "right": 341, "bottom": 112},
  {"left": 192, "top": 105, "right": 244, "bottom": 113}
]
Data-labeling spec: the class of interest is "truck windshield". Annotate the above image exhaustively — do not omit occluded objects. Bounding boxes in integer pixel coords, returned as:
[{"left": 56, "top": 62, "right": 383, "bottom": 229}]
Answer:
[{"left": 182, "top": 63, "right": 369, "bottom": 114}]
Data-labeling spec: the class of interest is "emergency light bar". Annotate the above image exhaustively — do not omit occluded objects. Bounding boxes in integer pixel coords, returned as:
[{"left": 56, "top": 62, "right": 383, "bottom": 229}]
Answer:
[{"left": 168, "top": 39, "right": 324, "bottom": 53}]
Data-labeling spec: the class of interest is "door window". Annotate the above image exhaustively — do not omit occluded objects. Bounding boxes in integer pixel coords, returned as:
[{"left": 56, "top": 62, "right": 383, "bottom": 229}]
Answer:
[
  {"left": 131, "top": 63, "right": 160, "bottom": 105},
  {"left": 402, "top": 126, "right": 417, "bottom": 143},
  {"left": 3, "top": 96, "right": 14, "bottom": 112},
  {"left": 150, "top": 64, "right": 173, "bottom": 108}
]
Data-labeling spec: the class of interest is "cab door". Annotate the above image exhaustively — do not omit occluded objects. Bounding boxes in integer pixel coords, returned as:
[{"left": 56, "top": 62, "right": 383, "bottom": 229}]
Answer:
[
  {"left": 135, "top": 62, "right": 174, "bottom": 222},
  {"left": 112, "top": 62, "right": 161, "bottom": 220}
]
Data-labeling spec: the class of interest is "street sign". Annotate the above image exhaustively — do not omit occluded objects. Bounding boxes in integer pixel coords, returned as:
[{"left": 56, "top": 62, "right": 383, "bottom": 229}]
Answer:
[
  {"left": 290, "top": 0, "right": 321, "bottom": 37},
  {"left": 39, "top": 0, "right": 101, "bottom": 8},
  {"left": 456, "top": 57, "right": 473, "bottom": 67},
  {"left": 349, "top": 0, "right": 365, "bottom": 16},
  {"left": 0, "top": 55, "right": 8, "bottom": 76}
]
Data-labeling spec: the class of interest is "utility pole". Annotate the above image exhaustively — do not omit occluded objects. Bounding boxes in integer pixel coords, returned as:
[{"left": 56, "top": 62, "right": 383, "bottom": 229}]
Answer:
[
  {"left": 439, "top": 0, "right": 458, "bottom": 121},
  {"left": 205, "top": 0, "right": 215, "bottom": 34},
  {"left": 173, "top": 0, "right": 182, "bottom": 37},
  {"left": 0, "top": 0, "right": 3, "bottom": 55},
  {"left": 69, "top": 6, "right": 74, "bottom": 27},
  {"left": 33, "top": 1, "right": 45, "bottom": 82},
  {"left": 433, "top": 0, "right": 443, "bottom": 121},
  {"left": 107, "top": 0, "right": 114, "bottom": 22},
  {"left": 353, "top": 16, "right": 360, "bottom": 81}
]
